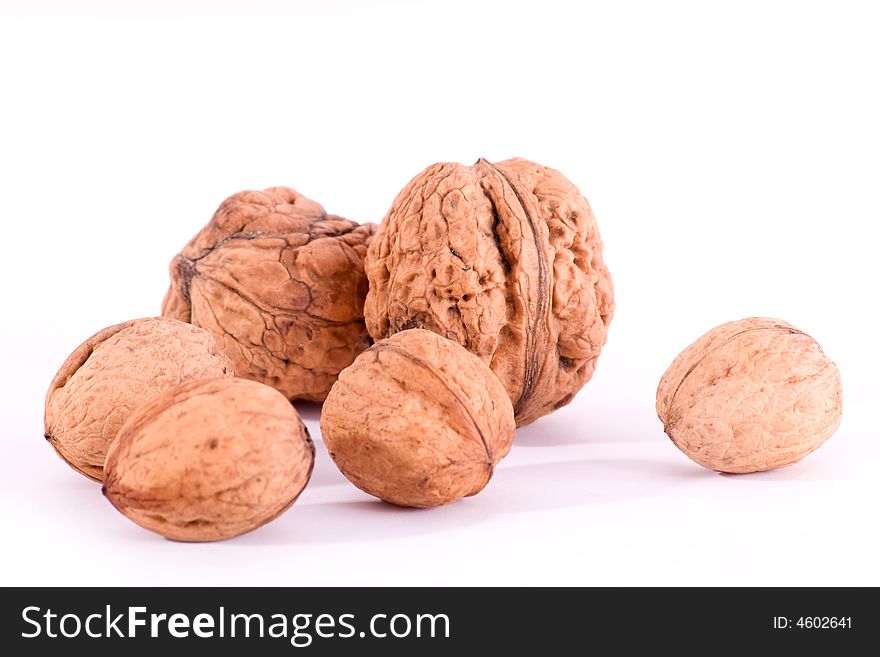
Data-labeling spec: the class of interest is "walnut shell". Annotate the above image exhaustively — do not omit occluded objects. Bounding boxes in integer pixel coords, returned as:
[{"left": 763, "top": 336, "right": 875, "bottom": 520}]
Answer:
[
  {"left": 320, "top": 329, "right": 514, "bottom": 508},
  {"left": 365, "top": 157, "right": 614, "bottom": 427},
  {"left": 103, "top": 377, "right": 314, "bottom": 542},
  {"left": 162, "top": 186, "right": 377, "bottom": 402},
  {"left": 656, "top": 317, "right": 842, "bottom": 473},
  {"left": 44, "top": 317, "right": 233, "bottom": 482}
]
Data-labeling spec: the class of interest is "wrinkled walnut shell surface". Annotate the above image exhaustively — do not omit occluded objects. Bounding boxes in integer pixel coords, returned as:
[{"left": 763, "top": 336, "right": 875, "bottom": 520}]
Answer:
[
  {"left": 656, "top": 317, "right": 842, "bottom": 473},
  {"left": 365, "top": 157, "right": 614, "bottom": 426},
  {"left": 44, "top": 317, "right": 233, "bottom": 482},
  {"left": 104, "top": 377, "right": 314, "bottom": 542},
  {"left": 162, "top": 186, "right": 377, "bottom": 402},
  {"left": 320, "top": 329, "right": 515, "bottom": 508}
]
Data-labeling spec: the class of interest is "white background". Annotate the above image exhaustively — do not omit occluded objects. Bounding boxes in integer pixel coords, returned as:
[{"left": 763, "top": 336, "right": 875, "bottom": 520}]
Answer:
[{"left": 1, "top": 1, "right": 878, "bottom": 586}]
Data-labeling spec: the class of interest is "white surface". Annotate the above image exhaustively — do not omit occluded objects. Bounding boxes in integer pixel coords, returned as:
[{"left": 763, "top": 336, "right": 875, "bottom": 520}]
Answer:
[{"left": 1, "top": 1, "right": 878, "bottom": 586}]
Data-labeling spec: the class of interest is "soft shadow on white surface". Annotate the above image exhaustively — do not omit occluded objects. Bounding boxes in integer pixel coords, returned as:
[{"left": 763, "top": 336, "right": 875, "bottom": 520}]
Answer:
[
  {"left": 489, "top": 458, "right": 710, "bottom": 509},
  {"left": 304, "top": 429, "right": 350, "bottom": 488},
  {"left": 232, "top": 499, "right": 445, "bottom": 546},
  {"left": 230, "top": 456, "right": 710, "bottom": 546},
  {"left": 716, "top": 456, "right": 847, "bottom": 483},
  {"left": 514, "top": 398, "right": 661, "bottom": 446},
  {"left": 305, "top": 456, "right": 350, "bottom": 488},
  {"left": 514, "top": 417, "right": 599, "bottom": 446}
]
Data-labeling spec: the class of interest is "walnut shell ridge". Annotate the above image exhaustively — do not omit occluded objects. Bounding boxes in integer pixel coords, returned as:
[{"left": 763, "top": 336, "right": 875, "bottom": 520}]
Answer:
[
  {"left": 365, "top": 157, "right": 614, "bottom": 427},
  {"left": 320, "top": 329, "right": 515, "bottom": 508},
  {"left": 656, "top": 317, "right": 842, "bottom": 474},
  {"left": 44, "top": 317, "right": 233, "bottom": 482},
  {"left": 162, "top": 186, "right": 377, "bottom": 402},
  {"left": 103, "top": 377, "right": 314, "bottom": 542}
]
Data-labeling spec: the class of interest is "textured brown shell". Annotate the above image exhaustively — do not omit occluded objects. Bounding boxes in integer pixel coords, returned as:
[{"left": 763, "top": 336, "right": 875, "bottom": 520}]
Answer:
[
  {"left": 162, "top": 186, "right": 377, "bottom": 402},
  {"left": 320, "top": 329, "right": 515, "bottom": 508},
  {"left": 656, "top": 317, "right": 843, "bottom": 473},
  {"left": 365, "top": 158, "right": 614, "bottom": 426},
  {"left": 103, "top": 377, "right": 314, "bottom": 542},
  {"left": 44, "top": 317, "right": 233, "bottom": 482}
]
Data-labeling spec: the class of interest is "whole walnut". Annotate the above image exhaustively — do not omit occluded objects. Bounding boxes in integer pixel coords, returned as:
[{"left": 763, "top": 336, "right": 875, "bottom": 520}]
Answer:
[
  {"left": 104, "top": 377, "right": 314, "bottom": 542},
  {"left": 44, "top": 317, "right": 233, "bottom": 482},
  {"left": 162, "top": 186, "right": 377, "bottom": 402},
  {"left": 656, "top": 317, "right": 842, "bottom": 474},
  {"left": 365, "top": 157, "right": 614, "bottom": 427},
  {"left": 320, "top": 329, "right": 515, "bottom": 508}
]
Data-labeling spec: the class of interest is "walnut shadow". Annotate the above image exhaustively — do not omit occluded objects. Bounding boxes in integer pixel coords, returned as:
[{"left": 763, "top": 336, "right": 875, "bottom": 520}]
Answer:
[
  {"left": 293, "top": 400, "right": 323, "bottom": 423},
  {"left": 230, "top": 457, "right": 710, "bottom": 546},
  {"left": 304, "top": 453, "right": 350, "bottom": 488},
  {"left": 715, "top": 456, "right": 843, "bottom": 482},
  {"left": 513, "top": 407, "right": 660, "bottom": 447}
]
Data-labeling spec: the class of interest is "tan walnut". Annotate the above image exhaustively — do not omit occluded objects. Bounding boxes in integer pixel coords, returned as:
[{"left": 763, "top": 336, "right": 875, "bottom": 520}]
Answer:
[
  {"left": 656, "top": 317, "right": 842, "bottom": 474},
  {"left": 320, "top": 329, "right": 515, "bottom": 508},
  {"left": 162, "top": 186, "right": 377, "bottom": 402},
  {"left": 365, "top": 157, "right": 614, "bottom": 426},
  {"left": 44, "top": 317, "right": 233, "bottom": 482},
  {"left": 103, "top": 377, "right": 314, "bottom": 542}
]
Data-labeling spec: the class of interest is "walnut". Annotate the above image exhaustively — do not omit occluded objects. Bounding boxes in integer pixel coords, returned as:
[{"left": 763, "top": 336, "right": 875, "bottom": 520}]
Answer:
[
  {"left": 44, "top": 317, "right": 233, "bottom": 482},
  {"left": 656, "top": 317, "right": 842, "bottom": 473},
  {"left": 103, "top": 377, "right": 314, "bottom": 542},
  {"left": 320, "top": 329, "right": 514, "bottom": 508},
  {"left": 364, "top": 157, "right": 614, "bottom": 427},
  {"left": 162, "top": 186, "right": 377, "bottom": 402}
]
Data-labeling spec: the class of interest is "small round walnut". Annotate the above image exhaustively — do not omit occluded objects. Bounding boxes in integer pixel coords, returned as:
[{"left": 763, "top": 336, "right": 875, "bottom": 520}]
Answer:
[
  {"left": 44, "top": 317, "right": 233, "bottom": 482},
  {"left": 320, "top": 329, "right": 515, "bottom": 508},
  {"left": 162, "top": 186, "right": 377, "bottom": 402},
  {"left": 103, "top": 377, "right": 314, "bottom": 542},
  {"left": 656, "top": 317, "right": 842, "bottom": 474},
  {"left": 365, "top": 157, "right": 614, "bottom": 427}
]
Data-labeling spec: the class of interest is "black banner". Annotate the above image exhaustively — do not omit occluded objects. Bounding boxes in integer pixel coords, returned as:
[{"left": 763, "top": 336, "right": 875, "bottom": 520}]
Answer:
[{"left": 0, "top": 587, "right": 873, "bottom": 653}]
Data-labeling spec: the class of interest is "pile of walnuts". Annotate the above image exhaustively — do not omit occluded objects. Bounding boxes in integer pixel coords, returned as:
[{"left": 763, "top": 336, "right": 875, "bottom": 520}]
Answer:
[{"left": 43, "top": 158, "right": 842, "bottom": 542}]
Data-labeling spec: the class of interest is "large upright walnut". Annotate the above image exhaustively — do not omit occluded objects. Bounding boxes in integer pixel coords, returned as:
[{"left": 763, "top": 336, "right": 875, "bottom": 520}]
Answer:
[
  {"left": 657, "top": 317, "right": 843, "bottom": 473},
  {"left": 44, "top": 317, "right": 233, "bottom": 482},
  {"left": 162, "top": 186, "right": 377, "bottom": 401},
  {"left": 365, "top": 158, "right": 614, "bottom": 426},
  {"left": 320, "top": 329, "right": 515, "bottom": 508},
  {"left": 104, "top": 377, "right": 314, "bottom": 542}
]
